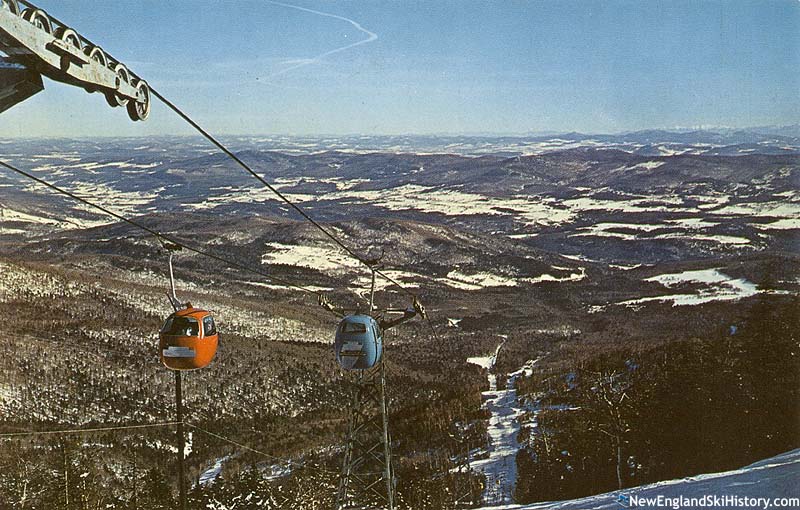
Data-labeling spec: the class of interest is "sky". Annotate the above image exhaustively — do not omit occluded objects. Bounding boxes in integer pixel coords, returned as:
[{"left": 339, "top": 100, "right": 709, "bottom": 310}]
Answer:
[{"left": 0, "top": 0, "right": 798, "bottom": 137}]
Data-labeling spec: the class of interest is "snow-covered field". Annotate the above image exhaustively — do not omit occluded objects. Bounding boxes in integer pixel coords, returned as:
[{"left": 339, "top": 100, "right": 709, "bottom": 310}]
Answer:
[
  {"left": 184, "top": 186, "right": 315, "bottom": 211},
  {"left": 572, "top": 222, "right": 751, "bottom": 245},
  {"left": 480, "top": 448, "right": 800, "bottom": 510},
  {"left": 260, "top": 238, "right": 587, "bottom": 291},
  {"left": 0, "top": 202, "right": 109, "bottom": 231},
  {"left": 619, "top": 268, "right": 761, "bottom": 307},
  {"left": 752, "top": 218, "right": 800, "bottom": 230},
  {"left": 445, "top": 271, "right": 519, "bottom": 290},
  {"left": 325, "top": 184, "right": 575, "bottom": 227},
  {"left": 261, "top": 242, "right": 362, "bottom": 274},
  {"left": 523, "top": 268, "right": 586, "bottom": 284}
]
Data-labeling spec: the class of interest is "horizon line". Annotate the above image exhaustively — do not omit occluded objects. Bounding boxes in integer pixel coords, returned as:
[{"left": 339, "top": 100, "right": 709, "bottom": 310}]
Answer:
[{"left": 3, "top": 124, "right": 799, "bottom": 141}]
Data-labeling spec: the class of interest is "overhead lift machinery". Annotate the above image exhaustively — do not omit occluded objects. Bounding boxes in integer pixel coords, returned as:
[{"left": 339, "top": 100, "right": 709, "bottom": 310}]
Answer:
[{"left": 0, "top": 0, "right": 150, "bottom": 120}]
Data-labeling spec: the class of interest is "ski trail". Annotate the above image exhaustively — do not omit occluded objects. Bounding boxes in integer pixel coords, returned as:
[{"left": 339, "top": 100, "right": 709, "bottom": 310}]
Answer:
[
  {"left": 264, "top": 0, "right": 378, "bottom": 78},
  {"left": 468, "top": 338, "right": 530, "bottom": 505}
]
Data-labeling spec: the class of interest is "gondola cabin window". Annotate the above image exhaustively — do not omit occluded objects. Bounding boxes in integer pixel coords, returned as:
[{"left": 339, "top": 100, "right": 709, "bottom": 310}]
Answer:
[
  {"left": 203, "top": 316, "right": 216, "bottom": 337},
  {"left": 162, "top": 316, "right": 199, "bottom": 337},
  {"left": 340, "top": 321, "right": 367, "bottom": 334}
]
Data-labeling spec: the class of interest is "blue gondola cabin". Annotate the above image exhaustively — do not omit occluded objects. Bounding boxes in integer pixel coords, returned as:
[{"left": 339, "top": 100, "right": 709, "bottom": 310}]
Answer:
[{"left": 334, "top": 314, "right": 383, "bottom": 370}]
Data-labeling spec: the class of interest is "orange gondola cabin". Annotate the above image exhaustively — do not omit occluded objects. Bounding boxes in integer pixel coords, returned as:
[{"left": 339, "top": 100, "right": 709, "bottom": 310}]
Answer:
[{"left": 159, "top": 305, "right": 218, "bottom": 370}]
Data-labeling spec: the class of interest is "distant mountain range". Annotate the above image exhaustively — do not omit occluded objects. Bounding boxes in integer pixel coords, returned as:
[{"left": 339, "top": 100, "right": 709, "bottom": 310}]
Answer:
[
  {"left": 5, "top": 126, "right": 799, "bottom": 157},
  {"left": 211, "top": 127, "right": 800, "bottom": 157}
]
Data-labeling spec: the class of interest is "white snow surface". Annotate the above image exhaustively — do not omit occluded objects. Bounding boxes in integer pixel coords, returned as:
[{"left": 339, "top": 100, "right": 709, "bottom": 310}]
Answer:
[
  {"left": 479, "top": 448, "right": 800, "bottom": 510},
  {"left": 261, "top": 242, "right": 362, "bottom": 274},
  {"left": 445, "top": 270, "right": 519, "bottom": 289},
  {"left": 0, "top": 205, "right": 58, "bottom": 225},
  {"left": 467, "top": 341, "right": 506, "bottom": 371},
  {"left": 523, "top": 268, "right": 586, "bottom": 284},
  {"left": 715, "top": 201, "right": 800, "bottom": 218},
  {"left": 752, "top": 218, "right": 800, "bottom": 230},
  {"left": 619, "top": 269, "right": 760, "bottom": 307}
]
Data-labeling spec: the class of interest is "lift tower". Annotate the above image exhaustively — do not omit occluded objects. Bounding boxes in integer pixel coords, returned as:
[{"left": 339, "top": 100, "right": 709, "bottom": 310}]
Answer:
[
  {"left": 325, "top": 257, "right": 426, "bottom": 510},
  {"left": 337, "top": 350, "right": 395, "bottom": 509}
]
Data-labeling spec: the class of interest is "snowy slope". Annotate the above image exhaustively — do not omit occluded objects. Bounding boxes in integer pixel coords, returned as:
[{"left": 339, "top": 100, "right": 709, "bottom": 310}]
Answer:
[
  {"left": 470, "top": 365, "right": 523, "bottom": 505},
  {"left": 468, "top": 340, "right": 541, "bottom": 506},
  {"left": 468, "top": 340, "right": 515, "bottom": 504},
  {"left": 480, "top": 449, "right": 800, "bottom": 510}
]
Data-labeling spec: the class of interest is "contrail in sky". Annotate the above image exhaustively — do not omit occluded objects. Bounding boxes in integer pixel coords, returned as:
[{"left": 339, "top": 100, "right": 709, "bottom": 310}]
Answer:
[{"left": 264, "top": 0, "right": 378, "bottom": 78}]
